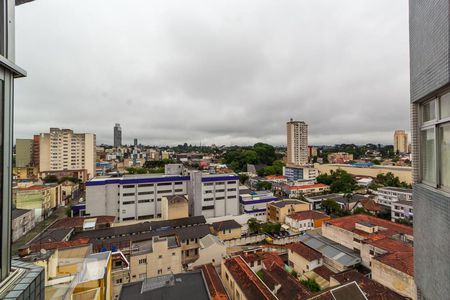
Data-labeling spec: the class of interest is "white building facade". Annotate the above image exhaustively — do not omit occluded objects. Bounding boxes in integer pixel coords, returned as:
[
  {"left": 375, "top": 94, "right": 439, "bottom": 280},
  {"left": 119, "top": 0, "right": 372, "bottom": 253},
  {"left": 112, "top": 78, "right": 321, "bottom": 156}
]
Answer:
[
  {"left": 376, "top": 187, "right": 412, "bottom": 207},
  {"left": 286, "top": 119, "right": 308, "bottom": 166},
  {"left": 188, "top": 171, "right": 239, "bottom": 218},
  {"left": 283, "top": 165, "right": 318, "bottom": 181},
  {"left": 86, "top": 174, "right": 189, "bottom": 222},
  {"left": 239, "top": 191, "right": 278, "bottom": 222}
]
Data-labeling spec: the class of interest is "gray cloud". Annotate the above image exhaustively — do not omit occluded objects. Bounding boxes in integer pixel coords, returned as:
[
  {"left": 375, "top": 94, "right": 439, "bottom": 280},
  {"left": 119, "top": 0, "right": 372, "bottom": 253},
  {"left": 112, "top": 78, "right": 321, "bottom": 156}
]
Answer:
[{"left": 14, "top": 0, "right": 410, "bottom": 146}]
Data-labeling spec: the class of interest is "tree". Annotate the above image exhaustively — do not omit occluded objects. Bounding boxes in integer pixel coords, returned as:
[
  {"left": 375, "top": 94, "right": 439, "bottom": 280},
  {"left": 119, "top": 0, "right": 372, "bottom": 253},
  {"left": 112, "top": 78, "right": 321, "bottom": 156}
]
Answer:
[
  {"left": 256, "top": 181, "right": 272, "bottom": 191},
  {"left": 321, "top": 199, "right": 341, "bottom": 215},
  {"left": 247, "top": 218, "right": 260, "bottom": 233},
  {"left": 301, "top": 279, "right": 321, "bottom": 292},
  {"left": 239, "top": 174, "right": 249, "bottom": 184},
  {"left": 43, "top": 175, "right": 58, "bottom": 183}
]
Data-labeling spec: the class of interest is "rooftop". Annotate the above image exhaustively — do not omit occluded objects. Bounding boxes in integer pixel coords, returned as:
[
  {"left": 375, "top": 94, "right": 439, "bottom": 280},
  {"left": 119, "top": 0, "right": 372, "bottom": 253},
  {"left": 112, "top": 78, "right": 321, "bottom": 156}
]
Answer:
[
  {"left": 119, "top": 271, "right": 211, "bottom": 300},
  {"left": 359, "top": 199, "right": 384, "bottom": 212},
  {"left": 260, "top": 264, "right": 311, "bottom": 300},
  {"left": 374, "top": 251, "right": 414, "bottom": 277},
  {"left": 28, "top": 228, "right": 73, "bottom": 244},
  {"left": 165, "top": 195, "right": 188, "bottom": 204},
  {"left": 284, "top": 183, "right": 329, "bottom": 191},
  {"left": 299, "top": 233, "right": 361, "bottom": 267},
  {"left": 195, "top": 264, "right": 229, "bottom": 300},
  {"left": 310, "top": 281, "right": 368, "bottom": 300},
  {"left": 288, "top": 242, "right": 322, "bottom": 261},
  {"left": 324, "top": 214, "right": 413, "bottom": 240},
  {"left": 269, "top": 199, "right": 309, "bottom": 208},
  {"left": 48, "top": 216, "right": 115, "bottom": 230},
  {"left": 331, "top": 270, "right": 406, "bottom": 300},
  {"left": 211, "top": 219, "right": 241, "bottom": 231},
  {"left": 11, "top": 208, "right": 32, "bottom": 219},
  {"left": 287, "top": 210, "right": 329, "bottom": 221},
  {"left": 224, "top": 256, "right": 277, "bottom": 300},
  {"left": 378, "top": 187, "right": 412, "bottom": 194}
]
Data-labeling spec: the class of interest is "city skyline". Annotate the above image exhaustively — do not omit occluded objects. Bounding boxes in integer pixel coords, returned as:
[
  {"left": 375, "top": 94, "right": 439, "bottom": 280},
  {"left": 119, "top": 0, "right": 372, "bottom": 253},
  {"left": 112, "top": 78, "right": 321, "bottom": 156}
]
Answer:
[{"left": 14, "top": 0, "right": 409, "bottom": 146}]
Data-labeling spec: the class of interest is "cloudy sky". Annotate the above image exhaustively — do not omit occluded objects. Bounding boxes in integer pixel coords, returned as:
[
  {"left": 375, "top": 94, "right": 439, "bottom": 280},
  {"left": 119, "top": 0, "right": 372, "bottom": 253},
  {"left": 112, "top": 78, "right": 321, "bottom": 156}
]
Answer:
[{"left": 14, "top": 0, "right": 410, "bottom": 146}]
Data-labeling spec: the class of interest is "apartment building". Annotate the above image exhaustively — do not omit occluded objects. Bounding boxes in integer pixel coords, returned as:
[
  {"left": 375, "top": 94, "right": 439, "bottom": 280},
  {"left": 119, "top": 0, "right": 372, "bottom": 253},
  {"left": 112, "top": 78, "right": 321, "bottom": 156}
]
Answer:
[
  {"left": 394, "top": 130, "right": 408, "bottom": 154},
  {"left": 129, "top": 236, "right": 182, "bottom": 281},
  {"left": 114, "top": 123, "right": 122, "bottom": 148},
  {"left": 239, "top": 190, "right": 278, "bottom": 222},
  {"left": 86, "top": 174, "right": 189, "bottom": 222},
  {"left": 282, "top": 183, "right": 330, "bottom": 198},
  {"left": 38, "top": 128, "right": 96, "bottom": 180},
  {"left": 266, "top": 199, "right": 310, "bottom": 223},
  {"left": 189, "top": 171, "right": 240, "bottom": 218},
  {"left": 283, "top": 165, "right": 318, "bottom": 181},
  {"left": 376, "top": 187, "right": 413, "bottom": 222},
  {"left": 286, "top": 119, "right": 308, "bottom": 166},
  {"left": 15, "top": 138, "right": 33, "bottom": 167}
]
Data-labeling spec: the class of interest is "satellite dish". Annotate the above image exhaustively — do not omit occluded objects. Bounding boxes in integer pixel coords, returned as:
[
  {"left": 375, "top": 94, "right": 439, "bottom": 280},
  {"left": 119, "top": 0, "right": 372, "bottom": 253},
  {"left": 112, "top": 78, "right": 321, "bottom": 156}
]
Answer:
[{"left": 40, "top": 249, "right": 47, "bottom": 255}]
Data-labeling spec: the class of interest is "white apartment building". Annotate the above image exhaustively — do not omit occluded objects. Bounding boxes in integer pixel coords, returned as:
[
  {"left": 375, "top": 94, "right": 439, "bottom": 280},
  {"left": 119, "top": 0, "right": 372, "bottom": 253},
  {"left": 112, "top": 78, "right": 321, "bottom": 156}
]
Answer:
[
  {"left": 38, "top": 128, "right": 96, "bottom": 180},
  {"left": 239, "top": 191, "right": 278, "bottom": 222},
  {"left": 283, "top": 165, "right": 318, "bottom": 181},
  {"left": 376, "top": 187, "right": 413, "bottom": 222},
  {"left": 376, "top": 187, "right": 412, "bottom": 206},
  {"left": 286, "top": 119, "right": 308, "bottom": 165},
  {"left": 188, "top": 171, "right": 239, "bottom": 218},
  {"left": 86, "top": 174, "right": 189, "bottom": 222}
]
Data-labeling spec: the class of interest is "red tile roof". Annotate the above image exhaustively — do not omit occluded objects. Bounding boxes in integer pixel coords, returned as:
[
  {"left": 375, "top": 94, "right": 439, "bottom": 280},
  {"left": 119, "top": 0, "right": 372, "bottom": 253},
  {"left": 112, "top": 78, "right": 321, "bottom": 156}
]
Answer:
[
  {"left": 260, "top": 264, "right": 311, "bottom": 300},
  {"left": 196, "top": 264, "right": 229, "bottom": 300},
  {"left": 285, "top": 184, "right": 329, "bottom": 191},
  {"left": 374, "top": 251, "right": 414, "bottom": 277},
  {"left": 312, "top": 265, "right": 335, "bottom": 280},
  {"left": 48, "top": 216, "right": 116, "bottom": 230},
  {"left": 359, "top": 199, "right": 384, "bottom": 212},
  {"left": 325, "top": 214, "right": 413, "bottom": 240},
  {"left": 224, "top": 256, "right": 277, "bottom": 300},
  {"left": 287, "top": 242, "right": 322, "bottom": 261},
  {"left": 19, "top": 237, "right": 90, "bottom": 257},
  {"left": 265, "top": 176, "right": 286, "bottom": 180},
  {"left": 332, "top": 270, "right": 406, "bottom": 300},
  {"left": 262, "top": 252, "right": 285, "bottom": 270},
  {"left": 287, "top": 210, "right": 330, "bottom": 221}
]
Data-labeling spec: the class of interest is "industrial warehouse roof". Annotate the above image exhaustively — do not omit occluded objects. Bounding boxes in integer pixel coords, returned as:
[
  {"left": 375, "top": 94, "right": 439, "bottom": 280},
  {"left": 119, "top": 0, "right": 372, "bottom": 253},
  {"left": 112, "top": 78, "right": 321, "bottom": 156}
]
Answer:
[{"left": 299, "top": 233, "right": 361, "bottom": 267}]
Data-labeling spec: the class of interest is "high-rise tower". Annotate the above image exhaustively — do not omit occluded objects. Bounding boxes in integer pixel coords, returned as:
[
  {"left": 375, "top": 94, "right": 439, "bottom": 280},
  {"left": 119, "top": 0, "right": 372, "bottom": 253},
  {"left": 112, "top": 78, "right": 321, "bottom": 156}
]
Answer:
[
  {"left": 286, "top": 119, "right": 308, "bottom": 166},
  {"left": 114, "top": 123, "right": 122, "bottom": 148}
]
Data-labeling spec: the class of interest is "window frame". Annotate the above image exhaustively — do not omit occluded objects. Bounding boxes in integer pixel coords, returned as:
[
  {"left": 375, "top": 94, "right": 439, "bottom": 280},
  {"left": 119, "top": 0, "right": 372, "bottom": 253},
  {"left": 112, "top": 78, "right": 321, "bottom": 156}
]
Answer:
[{"left": 419, "top": 94, "right": 450, "bottom": 193}]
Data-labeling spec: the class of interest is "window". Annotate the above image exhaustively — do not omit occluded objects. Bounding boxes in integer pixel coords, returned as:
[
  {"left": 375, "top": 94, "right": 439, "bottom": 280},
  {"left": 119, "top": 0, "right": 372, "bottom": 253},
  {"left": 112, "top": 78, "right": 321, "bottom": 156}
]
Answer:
[
  {"left": 172, "top": 252, "right": 176, "bottom": 256},
  {"left": 439, "top": 124, "right": 450, "bottom": 190},
  {"left": 138, "top": 191, "right": 153, "bottom": 195},
  {"left": 138, "top": 199, "right": 150, "bottom": 203},
  {"left": 158, "top": 269, "right": 163, "bottom": 275},
  {"left": 138, "top": 183, "right": 154, "bottom": 187},
  {"left": 138, "top": 258, "right": 147, "bottom": 264},
  {"left": 420, "top": 94, "right": 450, "bottom": 191},
  {"left": 123, "top": 185, "right": 135, "bottom": 189},
  {"left": 175, "top": 181, "right": 183, "bottom": 185},
  {"left": 158, "top": 182, "right": 172, "bottom": 186},
  {"left": 122, "top": 193, "right": 135, "bottom": 197},
  {"left": 158, "top": 255, "right": 163, "bottom": 259},
  {"left": 123, "top": 201, "right": 135, "bottom": 205}
]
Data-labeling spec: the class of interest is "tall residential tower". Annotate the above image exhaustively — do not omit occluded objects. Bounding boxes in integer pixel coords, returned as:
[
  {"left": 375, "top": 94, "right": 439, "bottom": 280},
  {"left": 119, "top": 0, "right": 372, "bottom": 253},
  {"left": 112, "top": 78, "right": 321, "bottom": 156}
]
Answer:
[
  {"left": 410, "top": 1, "right": 450, "bottom": 299},
  {"left": 114, "top": 123, "right": 122, "bottom": 148},
  {"left": 394, "top": 129, "right": 408, "bottom": 154},
  {"left": 286, "top": 119, "right": 308, "bottom": 165}
]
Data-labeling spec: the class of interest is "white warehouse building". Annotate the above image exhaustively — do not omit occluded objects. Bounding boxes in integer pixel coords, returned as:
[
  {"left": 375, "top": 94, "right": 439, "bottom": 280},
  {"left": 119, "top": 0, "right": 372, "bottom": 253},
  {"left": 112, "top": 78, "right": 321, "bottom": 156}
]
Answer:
[
  {"left": 188, "top": 171, "right": 240, "bottom": 218},
  {"left": 86, "top": 169, "right": 240, "bottom": 222}
]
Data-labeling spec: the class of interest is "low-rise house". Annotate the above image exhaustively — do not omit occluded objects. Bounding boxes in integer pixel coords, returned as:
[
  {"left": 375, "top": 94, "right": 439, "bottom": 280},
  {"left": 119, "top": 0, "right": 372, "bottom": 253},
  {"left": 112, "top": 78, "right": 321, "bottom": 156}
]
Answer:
[
  {"left": 282, "top": 183, "right": 330, "bottom": 198},
  {"left": 355, "top": 199, "right": 384, "bottom": 215},
  {"left": 330, "top": 270, "right": 406, "bottom": 300},
  {"left": 298, "top": 233, "right": 361, "bottom": 272},
  {"left": 304, "top": 193, "right": 341, "bottom": 210},
  {"left": 285, "top": 210, "right": 330, "bottom": 232},
  {"left": 287, "top": 242, "right": 323, "bottom": 275},
  {"left": 191, "top": 234, "right": 227, "bottom": 268},
  {"left": 11, "top": 208, "right": 35, "bottom": 242},
  {"left": 129, "top": 235, "right": 182, "bottom": 281},
  {"left": 211, "top": 220, "right": 242, "bottom": 241},
  {"left": 221, "top": 256, "right": 277, "bottom": 300},
  {"left": 267, "top": 199, "right": 310, "bottom": 223}
]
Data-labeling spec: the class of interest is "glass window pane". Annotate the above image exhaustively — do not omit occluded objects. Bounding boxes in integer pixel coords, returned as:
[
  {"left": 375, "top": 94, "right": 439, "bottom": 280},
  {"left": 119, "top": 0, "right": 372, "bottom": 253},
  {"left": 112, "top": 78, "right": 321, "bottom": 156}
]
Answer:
[
  {"left": 441, "top": 93, "right": 450, "bottom": 119},
  {"left": 422, "top": 100, "right": 436, "bottom": 123},
  {"left": 440, "top": 124, "right": 450, "bottom": 189},
  {"left": 421, "top": 128, "right": 436, "bottom": 184}
]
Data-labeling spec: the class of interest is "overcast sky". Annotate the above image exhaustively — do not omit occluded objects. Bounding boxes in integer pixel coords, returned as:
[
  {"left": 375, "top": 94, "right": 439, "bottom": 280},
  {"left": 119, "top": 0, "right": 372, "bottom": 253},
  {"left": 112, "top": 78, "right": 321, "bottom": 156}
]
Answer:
[{"left": 14, "top": 0, "right": 410, "bottom": 146}]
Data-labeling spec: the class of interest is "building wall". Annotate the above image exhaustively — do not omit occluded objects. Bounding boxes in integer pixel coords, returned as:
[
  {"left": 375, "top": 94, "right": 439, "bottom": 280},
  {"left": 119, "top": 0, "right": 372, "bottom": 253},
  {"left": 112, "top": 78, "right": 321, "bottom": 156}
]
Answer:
[
  {"left": 288, "top": 249, "right": 322, "bottom": 275},
  {"left": 221, "top": 260, "right": 252, "bottom": 300},
  {"left": 130, "top": 241, "right": 182, "bottom": 281},
  {"left": 11, "top": 210, "right": 35, "bottom": 242},
  {"left": 322, "top": 224, "right": 361, "bottom": 253},
  {"left": 86, "top": 176, "right": 189, "bottom": 222},
  {"left": 372, "top": 259, "right": 417, "bottom": 300},
  {"left": 215, "top": 227, "right": 242, "bottom": 241},
  {"left": 315, "top": 163, "right": 412, "bottom": 184},
  {"left": 16, "top": 138, "right": 33, "bottom": 167},
  {"left": 286, "top": 120, "right": 308, "bottom": 166},
  {"left": 268, "top": 202, "right": 310, "bottom": 223},
  {"left": 394, "top": 130, "right": 408, "bottom": 154},
  {"left": 161, "top": 197, "right": 189, "bottom": 220},
  {"left": 410, "top": 1, "right": 450, "bottom": 299}
]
